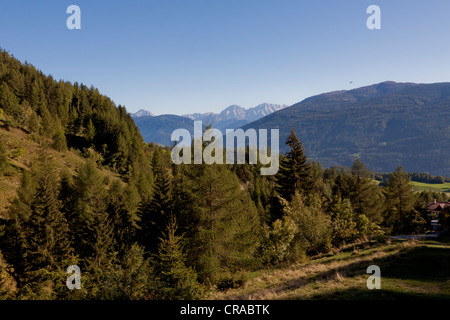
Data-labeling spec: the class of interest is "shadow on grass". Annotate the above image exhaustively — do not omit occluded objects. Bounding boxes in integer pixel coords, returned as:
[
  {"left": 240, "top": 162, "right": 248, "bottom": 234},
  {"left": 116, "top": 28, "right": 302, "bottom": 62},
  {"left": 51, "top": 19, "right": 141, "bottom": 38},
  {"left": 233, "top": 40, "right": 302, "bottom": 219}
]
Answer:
[
  {"left": 311, "top": 287, "right": 450, "bottom": 300},
  {"left": 310, "top": 240, "right": 450, "bottom": 299},
  {"left": 233, "top": 237, "right": 450, "bottom": 300},
  {"left": 311, "top": 244, "right": 450, "bottom": 281}
]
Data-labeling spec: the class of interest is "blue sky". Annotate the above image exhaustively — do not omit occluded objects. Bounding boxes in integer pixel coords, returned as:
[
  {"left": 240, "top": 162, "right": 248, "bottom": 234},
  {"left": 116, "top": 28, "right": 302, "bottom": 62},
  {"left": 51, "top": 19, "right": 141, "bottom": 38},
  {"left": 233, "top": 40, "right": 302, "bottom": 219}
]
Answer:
[{"left": 1, "top": 0, "right": 450, "bottom": 115}]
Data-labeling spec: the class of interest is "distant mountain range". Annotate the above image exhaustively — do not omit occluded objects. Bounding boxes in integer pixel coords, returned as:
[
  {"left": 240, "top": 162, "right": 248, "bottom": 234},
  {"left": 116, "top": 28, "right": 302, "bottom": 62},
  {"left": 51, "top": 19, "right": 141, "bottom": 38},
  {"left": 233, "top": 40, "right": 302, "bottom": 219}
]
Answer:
[
  {"left": 182, "top": 103, "right": 288, "bottom": 131},
  {"left": 130, "top": 103, "right": 288, "bottom": 145}
]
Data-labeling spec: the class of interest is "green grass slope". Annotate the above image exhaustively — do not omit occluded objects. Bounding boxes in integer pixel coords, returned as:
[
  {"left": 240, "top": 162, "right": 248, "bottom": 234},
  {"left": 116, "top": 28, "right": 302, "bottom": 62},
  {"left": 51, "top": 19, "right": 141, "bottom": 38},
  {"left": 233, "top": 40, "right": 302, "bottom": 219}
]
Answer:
[{"left": 209, "top": 236, "right": 450, "bottom": 300}]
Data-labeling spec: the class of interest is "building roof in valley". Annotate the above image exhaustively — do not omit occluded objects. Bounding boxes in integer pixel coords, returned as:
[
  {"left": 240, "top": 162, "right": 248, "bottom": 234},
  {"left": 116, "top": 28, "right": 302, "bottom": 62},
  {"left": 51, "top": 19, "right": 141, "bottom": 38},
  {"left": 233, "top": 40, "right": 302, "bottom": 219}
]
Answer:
[{"left": 426, "top": 200, "right": 450, "bottom": 212}]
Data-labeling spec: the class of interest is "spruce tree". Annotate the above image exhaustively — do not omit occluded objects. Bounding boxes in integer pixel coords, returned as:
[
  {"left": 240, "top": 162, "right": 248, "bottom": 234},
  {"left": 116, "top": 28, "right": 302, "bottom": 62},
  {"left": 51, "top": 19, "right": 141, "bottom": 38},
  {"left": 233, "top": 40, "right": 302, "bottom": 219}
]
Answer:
[
  {"left": 100, "top": 243, "right": 155, "bottom": 300},
  {"left": 51, "top": 121, "right": 67, "bottom": 152},
  {"left": 1, "top": 156, "right": 74, "bottom": 296},
  {"left": 85, "top": 118, "right": 96, "bottom": 145},
  {"left": 275, "top": 128, "right": 312, "bottom": 201},
  {"left": 71, "top": 161, "right": 114, "bottom": 271},
  {"left": 23, "top": 159, "right": 73, "bottom": 286},
  {"left": 155, "top": 217, "right": 202, "bottom": 300},
  {"left": 181, "top": 163, "right": 261, "bottom": 283},
  {"left": 107, "top": 180, "right": 137, "bottom": 256},
  {"left": 138, "top": 150, "right": 173, "bottom": 254}
]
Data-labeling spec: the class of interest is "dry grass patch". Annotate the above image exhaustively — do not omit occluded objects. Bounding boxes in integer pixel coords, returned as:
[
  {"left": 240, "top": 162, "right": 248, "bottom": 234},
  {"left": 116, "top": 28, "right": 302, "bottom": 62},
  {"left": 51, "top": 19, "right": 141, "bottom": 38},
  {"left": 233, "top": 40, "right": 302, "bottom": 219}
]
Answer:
[{"left": 208, "top": 240, "right": 427, "bottom": 300}]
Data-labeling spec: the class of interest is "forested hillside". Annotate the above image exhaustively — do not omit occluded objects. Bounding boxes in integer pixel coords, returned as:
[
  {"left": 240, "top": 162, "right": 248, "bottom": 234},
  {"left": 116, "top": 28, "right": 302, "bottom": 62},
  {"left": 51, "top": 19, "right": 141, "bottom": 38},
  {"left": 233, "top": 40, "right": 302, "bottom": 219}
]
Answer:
[
  {"left": 242, "top": 81, "right": 450, "bottom": 177},
  {"left": 0, "top": 50, "right": 449, "bottom": 300}
]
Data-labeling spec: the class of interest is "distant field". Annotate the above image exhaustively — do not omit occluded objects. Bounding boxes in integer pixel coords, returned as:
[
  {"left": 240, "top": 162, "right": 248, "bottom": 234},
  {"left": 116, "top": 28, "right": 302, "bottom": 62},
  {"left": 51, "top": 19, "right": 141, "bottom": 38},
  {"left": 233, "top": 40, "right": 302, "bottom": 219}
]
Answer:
[
  {"left": 411, "top": 181, "right": 450, "bottom": 193},
  {"left": 209, "top": 236, "right": 450, "bottom": 300}
]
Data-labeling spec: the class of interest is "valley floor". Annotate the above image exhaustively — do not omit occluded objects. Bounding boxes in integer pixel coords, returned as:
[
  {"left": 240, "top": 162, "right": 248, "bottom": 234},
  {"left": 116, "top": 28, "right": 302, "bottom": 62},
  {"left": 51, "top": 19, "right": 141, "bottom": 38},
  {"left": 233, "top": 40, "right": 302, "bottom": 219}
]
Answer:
[{"left": 208, "top": 236, "right": 450, "bottom": 300}]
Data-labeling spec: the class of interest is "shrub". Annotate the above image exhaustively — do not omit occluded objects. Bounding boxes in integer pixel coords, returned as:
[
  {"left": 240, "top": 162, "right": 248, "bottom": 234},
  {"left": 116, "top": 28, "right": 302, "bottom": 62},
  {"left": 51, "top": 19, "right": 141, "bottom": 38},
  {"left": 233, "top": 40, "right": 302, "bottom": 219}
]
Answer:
[
  {"left": 10, "top": 147, "right": 24, "bottom": 159},
  {"left": 216, "top": 272, "right": 247, "bottom": 291},
  {"left": 289, "top": 193, "right": 332, "bottom": 255},
  {"left": 260, "top": 215, "right": 298, "bottom": 265}
]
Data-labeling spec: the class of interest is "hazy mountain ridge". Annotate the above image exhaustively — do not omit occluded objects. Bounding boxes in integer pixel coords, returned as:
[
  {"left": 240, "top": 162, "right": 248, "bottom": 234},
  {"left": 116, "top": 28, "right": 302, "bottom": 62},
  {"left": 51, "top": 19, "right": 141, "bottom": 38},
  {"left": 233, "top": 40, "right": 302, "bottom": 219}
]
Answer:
[
  {"left": 182, "top": 103, "right": 289, "bottom": 122},
  {"left": 131, "top": 103, "right": 288, "bottom": 144}
]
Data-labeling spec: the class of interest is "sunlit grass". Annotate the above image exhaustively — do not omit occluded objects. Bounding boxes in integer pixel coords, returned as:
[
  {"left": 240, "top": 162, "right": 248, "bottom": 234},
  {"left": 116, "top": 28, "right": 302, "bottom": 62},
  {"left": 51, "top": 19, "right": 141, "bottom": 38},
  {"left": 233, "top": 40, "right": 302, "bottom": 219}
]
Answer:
[{"left": 411, "top": 181, "right": 450, "bottom": 193}]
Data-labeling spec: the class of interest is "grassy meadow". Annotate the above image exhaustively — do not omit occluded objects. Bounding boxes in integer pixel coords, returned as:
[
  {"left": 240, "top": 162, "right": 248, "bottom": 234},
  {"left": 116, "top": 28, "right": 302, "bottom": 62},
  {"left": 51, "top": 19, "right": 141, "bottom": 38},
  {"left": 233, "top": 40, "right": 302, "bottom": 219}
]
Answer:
[
  {"left": 208, "top": 236, "right": 450, "bottom": 300},
  {"left": 411, "top": 181, "right": 450, "bottom": 194}
]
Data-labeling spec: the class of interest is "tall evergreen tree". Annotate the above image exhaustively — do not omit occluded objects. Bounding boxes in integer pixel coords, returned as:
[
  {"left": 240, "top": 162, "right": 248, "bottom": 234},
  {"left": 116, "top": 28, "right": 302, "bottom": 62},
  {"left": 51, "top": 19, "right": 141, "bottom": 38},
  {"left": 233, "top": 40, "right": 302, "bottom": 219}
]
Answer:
[
  {"left": 275, "top": 128, "right": 312, "bottom": 201},
  {"left": 385, "top": 166, "right": 415, "bottom": 216},
  {"left": 138, "top": 150, "right": 173, "bottom": 254},
  {"left": 384, "top": 166, "right": 417, "bottom": 234},
  {"left": 349, "top": 159, "right": 384, "bottom": 223},
  {"left": 0, "top": 156, "right": 75, "bottom": 297},
  {"left": 70, "top": 161, "right": 114, "bottom": 270},
  {"left": 155, "top": 216, "right": 202, "bottom": 300},
  {"left": 107, "top": 180, "right": 138, "bottom": 256},
  {"left": 181, "top": 163, "right": 261, "bottom": 283},
  {"left": 85, "top": 118, "right": 96, "bottom": 145},
  {"left": 51, "top": 120, "right": 67, "bottom": 152},
  {"left": 23, "top": 159, "right": 73, "bottom": 287}
]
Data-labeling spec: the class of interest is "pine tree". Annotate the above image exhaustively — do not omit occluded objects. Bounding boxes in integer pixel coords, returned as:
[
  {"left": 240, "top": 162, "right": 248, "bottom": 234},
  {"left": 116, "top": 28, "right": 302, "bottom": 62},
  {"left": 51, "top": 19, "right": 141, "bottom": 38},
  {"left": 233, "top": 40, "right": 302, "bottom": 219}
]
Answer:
[
  {"left": 23, "top": 159, "right": 73, "bottom": 286},
  {"left": 155, "top": 217, "right": 202, "bottom": 300},
  {"left": 385, "top": 166, "right": 415, "bottom": 215},
  {"left": 71, "top": 161, "right": 114, "bottom": 271},
  {"left": 51, "top": 121, "right": 67, "bottom": 152},
  {"left": 138, "top": 150, "right": 173, "bottom": 254},
  {"left": 181, "top": 163, "right": 261, "bottom": 283},
  {"left": 275, "top": 128, "right": 312, "bottom": 202},
  {"left": 30, "top": 78, "right": 47, "bottom": 112},
  {"left": 85, "top": 118, "right": 96, "bottom": 145},
  {"left": 349, "top": 159, "right": 384, "bottom": 223},
  {"left": 384, "top": 166, "right": 417, "bottom": 234},
  {"left": 100, "top": 243, "right": 155, "bottom": 300},
  {"left": 107, "top": 180, "right": 137, "bottom": 256},
  {"left": 0, "top": 156, "right": 75, "bottom": 296}
]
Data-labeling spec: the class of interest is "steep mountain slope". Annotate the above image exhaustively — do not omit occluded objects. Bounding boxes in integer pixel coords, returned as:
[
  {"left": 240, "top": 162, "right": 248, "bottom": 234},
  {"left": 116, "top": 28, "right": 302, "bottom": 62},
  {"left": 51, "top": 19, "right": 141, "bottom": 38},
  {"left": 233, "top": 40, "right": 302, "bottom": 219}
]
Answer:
[
  {"left": 241, "top": 81, "right": 450, "bottom": 176},
  {"left": 0, "top": 123, "right": 121, "bottom": 217}
]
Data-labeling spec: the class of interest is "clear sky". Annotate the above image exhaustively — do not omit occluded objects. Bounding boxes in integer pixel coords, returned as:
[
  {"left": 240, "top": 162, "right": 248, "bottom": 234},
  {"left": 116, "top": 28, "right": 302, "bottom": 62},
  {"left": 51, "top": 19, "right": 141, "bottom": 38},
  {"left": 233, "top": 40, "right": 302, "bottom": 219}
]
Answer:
[{"left": 1, "top": 0, "right": 450, "bottom": 115}]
